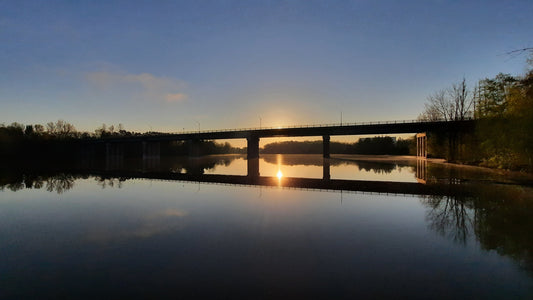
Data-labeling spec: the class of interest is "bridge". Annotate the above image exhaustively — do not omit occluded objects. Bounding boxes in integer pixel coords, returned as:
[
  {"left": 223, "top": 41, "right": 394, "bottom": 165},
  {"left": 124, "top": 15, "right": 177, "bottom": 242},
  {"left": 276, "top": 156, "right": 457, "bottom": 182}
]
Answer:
[{"left": 87, "top": 119, "right": 475, "bottom": 161}]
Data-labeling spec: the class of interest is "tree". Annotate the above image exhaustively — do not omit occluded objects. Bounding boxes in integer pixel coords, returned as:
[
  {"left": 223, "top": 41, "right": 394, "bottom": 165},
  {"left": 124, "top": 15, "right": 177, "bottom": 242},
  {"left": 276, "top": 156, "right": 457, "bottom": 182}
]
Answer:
[
  {"left": 54, "top": 120, "right": 76, "bottom": 138},
  {"left": 420, "top": 89, "right": 452, "bottom": 121},
  {"left": 46, "top": 122, "right": 56, "bottom": 134},
  {"left": 474, "top": 60, "right": 532, "bottom": 170},
  {"left": 34, "top": 124, "right": 45, "bottom": 134},
  {"left": 95, "top": 124, "right": 107, "bottom": 138},
  {"left": 24, "top": 125, "right": 34, "bottom": 136},
  {"left": 476, "top": 73, "right": 518, "bottom": 118},
  {"left": 419, "top": 78, "right": 475, "bottom": 121},
  {"left": 450, "top": 78, "right": 475, "bottom": 120}
]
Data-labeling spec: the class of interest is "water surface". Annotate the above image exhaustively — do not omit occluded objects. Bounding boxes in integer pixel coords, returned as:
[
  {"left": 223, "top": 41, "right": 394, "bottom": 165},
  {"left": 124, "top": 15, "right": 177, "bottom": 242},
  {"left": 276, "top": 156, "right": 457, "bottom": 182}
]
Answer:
[{"left": 1, "top": 155, "right": 532, "bottom": 299}]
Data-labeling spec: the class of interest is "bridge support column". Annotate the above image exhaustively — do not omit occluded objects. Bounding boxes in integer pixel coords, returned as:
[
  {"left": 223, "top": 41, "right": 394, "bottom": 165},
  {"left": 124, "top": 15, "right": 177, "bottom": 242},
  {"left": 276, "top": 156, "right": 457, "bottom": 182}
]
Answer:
[
  {"left": 247, "top": 136, "right": 260, "bottom": 159},
  {"left": 247, "top": 158, "right": 260, "bottom": 179},
  {"left": 186, "top": 158, "right": 205, "bottom": 175},
  {"left": 187, "top": 140, "right": 202, "bottom": 157},
  {"left": 416, "top": 133, "right": 427, "bottom": 158},
  {"left": 322, "top": 135, "right": 330, "bottom": 158},
  {"left": 323, "top": 158, "right": 331, "bottom": 180},
  {"left": 416, "top": 159, "right": 427, "bottom": 184}
]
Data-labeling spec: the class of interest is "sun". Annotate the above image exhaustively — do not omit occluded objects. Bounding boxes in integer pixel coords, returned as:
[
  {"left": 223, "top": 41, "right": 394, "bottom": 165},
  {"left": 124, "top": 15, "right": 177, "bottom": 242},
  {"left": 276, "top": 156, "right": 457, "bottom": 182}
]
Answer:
[{"left": 276, "top": 170, "right": 283, "bottom": 179}]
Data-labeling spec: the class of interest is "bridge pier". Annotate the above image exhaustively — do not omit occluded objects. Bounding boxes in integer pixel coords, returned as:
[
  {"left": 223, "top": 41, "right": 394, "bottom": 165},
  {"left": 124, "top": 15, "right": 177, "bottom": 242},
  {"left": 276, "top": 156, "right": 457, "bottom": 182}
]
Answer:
[
  {"left": 323, "top": 158, "right": 331, "bottom": 180},
  {"left": 247, "top": 158, "right": 260, "bottom": 178},
  {"left": 323, "top": 135, "right": 330, "bottom": 158},
  {"left": 416, "top": 133, "right": 427, "bottom": 158},
  {"left": 186, "top": 158, "right": 205, "bottom": 175},
  {"left": 247, "top": 136, "right": 260, "bottom": 159},
  {"left": 416, "top": 159, "right": 427, "bottom": 184},
  {"left": 187, "top": 140, "right": 202, "bottom": 157}
]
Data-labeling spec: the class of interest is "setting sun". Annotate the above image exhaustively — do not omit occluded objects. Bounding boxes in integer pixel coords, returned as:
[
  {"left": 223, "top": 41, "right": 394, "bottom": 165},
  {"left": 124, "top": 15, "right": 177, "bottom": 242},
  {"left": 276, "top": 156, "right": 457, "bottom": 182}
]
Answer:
[{"left": 277, "top": 170, "right": 283, "bottom": 179}]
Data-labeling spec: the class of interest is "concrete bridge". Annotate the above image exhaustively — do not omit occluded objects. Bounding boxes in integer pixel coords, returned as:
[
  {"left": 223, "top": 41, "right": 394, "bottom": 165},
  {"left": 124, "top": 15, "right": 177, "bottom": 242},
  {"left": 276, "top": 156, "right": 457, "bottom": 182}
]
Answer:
[{"left": 90, "top": 119, "right": 475, "bottom": 160}]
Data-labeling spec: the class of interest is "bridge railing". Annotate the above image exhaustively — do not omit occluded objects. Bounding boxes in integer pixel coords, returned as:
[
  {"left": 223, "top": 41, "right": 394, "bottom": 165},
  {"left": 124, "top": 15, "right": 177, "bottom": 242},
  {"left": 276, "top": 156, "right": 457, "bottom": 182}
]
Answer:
[{"left": 167, "top": 118, "right": 473, "bottom": 135}]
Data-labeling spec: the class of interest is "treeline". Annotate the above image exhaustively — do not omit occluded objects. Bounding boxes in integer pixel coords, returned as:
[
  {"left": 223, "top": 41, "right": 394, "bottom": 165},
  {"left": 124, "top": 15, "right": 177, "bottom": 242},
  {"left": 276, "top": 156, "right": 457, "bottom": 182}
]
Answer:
[
  {"left": 261, "top": 137, "right": 415, "bottom": 155},
  {"left": 0, "top": 120, "right": 84, "bottom": 162},
  {"left": 419, "top": 52, "right": 533, "bottom": 171},
  {"left": 0, "top": 120, "right": 244, "bottom": 161}
]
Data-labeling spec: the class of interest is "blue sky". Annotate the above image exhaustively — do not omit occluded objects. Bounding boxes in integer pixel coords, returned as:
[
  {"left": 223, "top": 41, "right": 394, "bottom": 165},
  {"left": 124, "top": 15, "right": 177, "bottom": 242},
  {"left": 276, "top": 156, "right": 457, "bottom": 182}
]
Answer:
[{"left": 1, "top": 0, "right": 532, "bottom": 133}]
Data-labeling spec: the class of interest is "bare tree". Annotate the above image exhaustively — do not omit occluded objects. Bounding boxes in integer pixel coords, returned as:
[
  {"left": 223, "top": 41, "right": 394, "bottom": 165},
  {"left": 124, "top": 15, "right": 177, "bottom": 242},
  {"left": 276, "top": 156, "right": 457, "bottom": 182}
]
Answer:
[
  {"left": 450, "top": 78, "right": 474, "bottom": 120},
  {"left": 419, "top": 79, "right": 475, "bottom": 121},
  {"left": 419, "top": 89, "right": 453, "bottom": 121},
  {"left": 45, "top": 120, "right": 76, "bottom": 137},
  {"left": 55, "top": 120, "right": 76, "bottom": 137},
  {"left": 46, "top": 122, "right": 56, "bottom": 134}
]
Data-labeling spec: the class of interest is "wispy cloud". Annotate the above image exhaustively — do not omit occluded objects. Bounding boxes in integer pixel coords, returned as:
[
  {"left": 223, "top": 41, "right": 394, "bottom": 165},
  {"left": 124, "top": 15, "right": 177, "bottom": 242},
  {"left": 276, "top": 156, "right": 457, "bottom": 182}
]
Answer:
[
  {"left": 86, "top": 71, "right": 187, "bottom": 103},
  {"left": 165, "top": 93, "right": 187, "bottom": 103}
]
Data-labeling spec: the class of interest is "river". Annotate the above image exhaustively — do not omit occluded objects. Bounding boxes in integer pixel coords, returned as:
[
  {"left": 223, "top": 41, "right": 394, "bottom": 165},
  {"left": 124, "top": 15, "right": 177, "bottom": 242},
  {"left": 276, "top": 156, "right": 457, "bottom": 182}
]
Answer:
[{"left": 1, "top": 154, "right": 532, "bottom": 299}]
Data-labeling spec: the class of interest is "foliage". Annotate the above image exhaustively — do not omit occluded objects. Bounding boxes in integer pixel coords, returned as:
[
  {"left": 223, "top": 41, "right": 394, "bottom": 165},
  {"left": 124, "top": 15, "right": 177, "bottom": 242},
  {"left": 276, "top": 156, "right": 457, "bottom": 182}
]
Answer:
[
  {"left": 475, "top": 68, "right": 533, "bottom": 170},
  {"left": 420, "top": 53, "right": 533, "bottom": 170},
  {"left": 476, "top": 73, "right": 518, "bottom": 118}
]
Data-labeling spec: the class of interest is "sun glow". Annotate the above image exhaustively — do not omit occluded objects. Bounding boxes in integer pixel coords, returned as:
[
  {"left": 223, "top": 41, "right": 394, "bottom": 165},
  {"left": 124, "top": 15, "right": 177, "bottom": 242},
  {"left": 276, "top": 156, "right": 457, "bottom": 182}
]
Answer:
[{"left": 277, "top": 170, "right": 283, "bottom": 179}]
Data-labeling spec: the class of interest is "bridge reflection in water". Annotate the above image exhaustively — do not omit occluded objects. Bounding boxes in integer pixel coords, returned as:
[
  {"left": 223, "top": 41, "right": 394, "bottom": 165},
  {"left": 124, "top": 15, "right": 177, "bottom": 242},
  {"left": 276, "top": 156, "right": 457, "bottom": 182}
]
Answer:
[{"left": 87, "top": 156, "right": 475, "bottom": 198}]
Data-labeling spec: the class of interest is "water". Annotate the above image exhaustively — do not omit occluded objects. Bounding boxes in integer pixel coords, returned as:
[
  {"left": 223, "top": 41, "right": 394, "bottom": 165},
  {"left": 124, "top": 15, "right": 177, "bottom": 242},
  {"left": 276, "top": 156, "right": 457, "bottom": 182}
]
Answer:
[{"left": 1, "top": 154, "right": 532, "bottom": 299}]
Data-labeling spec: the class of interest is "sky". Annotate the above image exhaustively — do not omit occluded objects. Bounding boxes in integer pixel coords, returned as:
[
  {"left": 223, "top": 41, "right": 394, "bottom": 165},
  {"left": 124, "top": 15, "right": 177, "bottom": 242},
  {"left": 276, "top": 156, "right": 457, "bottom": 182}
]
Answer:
[{"left": 1, "top": 0, "right": 532, "bottom": 135}]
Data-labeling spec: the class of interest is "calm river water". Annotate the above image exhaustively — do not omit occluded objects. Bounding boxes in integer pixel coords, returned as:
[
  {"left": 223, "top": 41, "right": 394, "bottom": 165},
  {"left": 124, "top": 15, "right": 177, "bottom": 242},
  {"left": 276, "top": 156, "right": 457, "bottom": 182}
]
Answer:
[{"left": 1, "top": 154, "right": 532, "bottom": 299}]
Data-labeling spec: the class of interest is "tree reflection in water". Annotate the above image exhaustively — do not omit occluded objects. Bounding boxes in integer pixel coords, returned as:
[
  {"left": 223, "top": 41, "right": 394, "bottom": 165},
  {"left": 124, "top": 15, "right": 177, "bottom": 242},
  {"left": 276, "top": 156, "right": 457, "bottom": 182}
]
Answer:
[
  {"left": 0, "top": 174, "right": 77, "bottom": 194},
  {"left": 45, "top": 174, "right": 76, "bottom": 194},
  {"left": 355, "top": 161, "right": 397, "bottom": 174},
  {"left": 421, "top": 195, "right": 476, "bottom": 245},
  {"left": 96, "top": 177, "right": 126, "bottom": 189},
  {"left": 0, "top": 173, "right": 101, "bottom": 194},
  {"left": 421, "top": 184, "right": 533, "bottom": 273}
]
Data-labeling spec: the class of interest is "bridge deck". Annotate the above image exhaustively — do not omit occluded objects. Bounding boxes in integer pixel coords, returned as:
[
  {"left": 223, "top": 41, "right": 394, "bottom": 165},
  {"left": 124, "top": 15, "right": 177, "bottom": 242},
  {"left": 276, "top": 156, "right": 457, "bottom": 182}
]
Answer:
[{"left": 97, "top": 119, "right": 475, "bottom": 142}]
